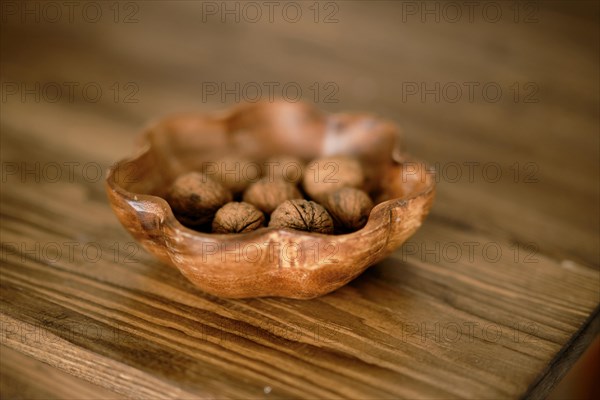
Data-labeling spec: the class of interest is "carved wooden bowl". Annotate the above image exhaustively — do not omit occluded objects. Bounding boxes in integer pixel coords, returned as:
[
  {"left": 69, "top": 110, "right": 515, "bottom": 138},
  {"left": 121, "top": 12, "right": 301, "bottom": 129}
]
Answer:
[{"left": 105, "top": 101, "right": 435, "bottom": 299}]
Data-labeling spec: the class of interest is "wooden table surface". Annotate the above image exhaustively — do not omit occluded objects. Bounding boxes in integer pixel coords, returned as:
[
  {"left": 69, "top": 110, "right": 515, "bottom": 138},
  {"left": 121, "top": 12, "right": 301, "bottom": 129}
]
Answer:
[{"left": 1, "top": 1, "right": 599, "bottom": 399}]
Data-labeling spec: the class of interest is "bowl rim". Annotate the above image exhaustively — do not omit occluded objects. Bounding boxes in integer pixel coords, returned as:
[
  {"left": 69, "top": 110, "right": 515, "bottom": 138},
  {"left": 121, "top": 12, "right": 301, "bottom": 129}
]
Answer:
[{"left": 105, "top": 106, "right": 436, "bottom": 242}]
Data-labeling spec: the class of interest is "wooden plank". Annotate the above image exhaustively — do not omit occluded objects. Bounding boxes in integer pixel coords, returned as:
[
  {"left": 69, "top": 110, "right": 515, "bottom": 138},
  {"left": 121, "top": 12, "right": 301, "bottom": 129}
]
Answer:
[
  {"left": 0, "top": 345, "right": 125, "bottom": 400},
  {"left": 1, "top": 147, "right": 598, "bottom": 398}
]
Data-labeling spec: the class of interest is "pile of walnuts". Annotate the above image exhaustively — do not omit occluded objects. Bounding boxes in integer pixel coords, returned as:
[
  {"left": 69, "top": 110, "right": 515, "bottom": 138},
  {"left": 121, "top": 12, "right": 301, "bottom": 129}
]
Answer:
[{"left": 166, "top": 155, "right": 374, "bottom": 234}]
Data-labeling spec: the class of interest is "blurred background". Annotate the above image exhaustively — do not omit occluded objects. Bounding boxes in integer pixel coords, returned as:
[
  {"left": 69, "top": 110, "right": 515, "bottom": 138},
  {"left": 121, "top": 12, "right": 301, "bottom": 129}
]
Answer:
[
  {"left": 2, "top": 1, "right": 598, "bottom": 265},
  {"left": 1, "top": 1, "right": 598, "bottom": 398}
]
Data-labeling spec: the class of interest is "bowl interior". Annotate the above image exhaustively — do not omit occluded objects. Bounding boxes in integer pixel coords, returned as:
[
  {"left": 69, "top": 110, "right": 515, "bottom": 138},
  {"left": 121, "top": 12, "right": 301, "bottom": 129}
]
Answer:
[{"left": 114, "top": 102, "right": 433, "bottom": 207}]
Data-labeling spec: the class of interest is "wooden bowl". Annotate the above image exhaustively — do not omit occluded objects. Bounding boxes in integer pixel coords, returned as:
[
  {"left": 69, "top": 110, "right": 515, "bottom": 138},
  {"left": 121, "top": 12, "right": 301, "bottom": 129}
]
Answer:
[{"left": 105, "top": 101, "right": 435, "bottom": 299}]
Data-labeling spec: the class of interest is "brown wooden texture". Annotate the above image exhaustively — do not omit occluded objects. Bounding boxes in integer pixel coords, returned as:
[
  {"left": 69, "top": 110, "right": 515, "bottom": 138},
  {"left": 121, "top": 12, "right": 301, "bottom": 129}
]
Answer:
[
  {"left": 0, "top": 345, "right": 125, "bottom": 400},
  {"left": 1, "top": 1, "right": 599, "bottom": 399}
]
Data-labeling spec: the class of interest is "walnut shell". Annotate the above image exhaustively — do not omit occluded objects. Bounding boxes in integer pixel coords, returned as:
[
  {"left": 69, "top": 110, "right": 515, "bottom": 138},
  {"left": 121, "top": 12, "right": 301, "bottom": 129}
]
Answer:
[
  {"left": 322, "top": 187, "right": 374, "bottom": 232},
  {"left": 166, "top": 172, "right": 232, "bottom": 227},
  {"left": 303, "top": 155, "right": 364, "bottom": 201},
  {"left": 243, "top": 178, "right": 303, "bottom": 214},
  {"left": 263, "top": 155, "right": 304, "bottom": 184},
  {"left": 210, "top": 155, "right": 262, "bottom": 194},
  {"left": 212, "top": 202, "right": 265, "bottom": 234},
  {"left": 269, "top": 199, "right": 334, "bottom": 234}
]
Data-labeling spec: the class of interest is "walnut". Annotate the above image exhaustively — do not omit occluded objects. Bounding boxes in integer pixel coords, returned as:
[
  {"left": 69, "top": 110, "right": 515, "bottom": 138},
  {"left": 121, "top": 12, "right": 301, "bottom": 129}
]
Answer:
[
  {"left": 243, "top": 178, "right": 303, "bottom": 214},
  {"left": 269, "top": 199, "right": 334, "bottom": 234},
  {"left": 166, "top": 172, "right": 232, "bottom": 227},
  {"left": 263, "top": 155, "right": 304, "bottom": 184},
  {"left": 209, "top": 155, "right": 262, "bottom": 194},
  {"left": 212, "top": 202, "right": 265, "bottom": 233},
  {"left": 302, "top": 155, "right": 364, "bottom": 201},
  {"left": 322, "top": 187, "right": 374, "bottom": 232}
]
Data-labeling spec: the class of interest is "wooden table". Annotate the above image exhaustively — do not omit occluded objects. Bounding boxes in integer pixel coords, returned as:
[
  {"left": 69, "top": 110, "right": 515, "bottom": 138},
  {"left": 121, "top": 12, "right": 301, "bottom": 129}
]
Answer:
[{"left": 1, "top": 1, "right": 598, "bottom": 399}]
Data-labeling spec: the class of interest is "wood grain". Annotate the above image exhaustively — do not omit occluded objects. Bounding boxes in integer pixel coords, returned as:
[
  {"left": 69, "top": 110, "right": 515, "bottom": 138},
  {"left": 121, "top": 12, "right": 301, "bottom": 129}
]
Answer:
[
  {"left": 1, "top": 1, "right": 599, "bottom": 399},
  {"left": 0, "top": 345, "right": 125, "bottom": 400}
]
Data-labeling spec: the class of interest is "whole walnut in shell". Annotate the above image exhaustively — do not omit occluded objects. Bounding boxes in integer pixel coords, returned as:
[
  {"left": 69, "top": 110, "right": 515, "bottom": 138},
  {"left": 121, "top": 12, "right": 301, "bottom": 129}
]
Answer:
[
  {"left": 269, "top": 199, "right": 334, "bottom": 234},
  {"left": 263, "top": 155, "right": 304, "bottom": 184},
  {"left": 166, "top": 172, "right": 232, "bottom": 227},
  {"left": 208, "top": 155, "right": 262, "bottom": 194},
  {"left": 303, "top": 155, "right": 365, "bottom": 201},
  {"left": 243, "top": 178, "right": 303, "bottom": 214},
  {"left": 322, "top": 187, "right": 374, "bottom": 232},
  {"left": 212, "top": 202, "right": 265, "bottom": 234}
]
